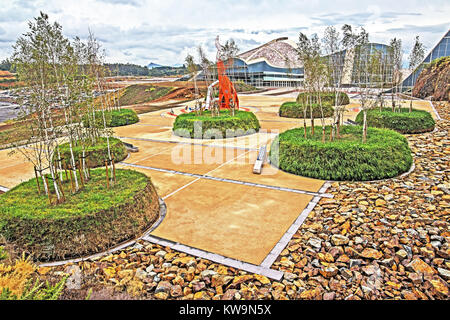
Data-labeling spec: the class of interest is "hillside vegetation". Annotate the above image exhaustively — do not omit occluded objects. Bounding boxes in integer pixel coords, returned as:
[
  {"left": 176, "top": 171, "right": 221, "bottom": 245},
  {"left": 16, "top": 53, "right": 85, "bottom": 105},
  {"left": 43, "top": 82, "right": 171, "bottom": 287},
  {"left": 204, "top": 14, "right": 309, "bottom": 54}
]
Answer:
[{"left": 413, "top": 56, "right": 450, "bottom": 101}]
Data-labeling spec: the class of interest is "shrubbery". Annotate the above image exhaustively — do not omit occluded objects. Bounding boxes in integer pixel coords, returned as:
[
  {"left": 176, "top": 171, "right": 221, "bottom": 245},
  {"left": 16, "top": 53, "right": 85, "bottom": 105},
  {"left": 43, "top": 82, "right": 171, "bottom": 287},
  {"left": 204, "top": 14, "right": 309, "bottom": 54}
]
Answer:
[
  {"left": 0, "top": 169, "right": 160, "bottom": 261},
  {"left": 83, "top": 109, "right": 139, "bottom": 128},
  {"left": 173, "top": 110, "right": 260, "bottom": 139},
  {"left": 296, "top": 91, "right": 350, "bottom": 106},
  {"left": 270, "top": 125, "right": 412, "bottom": 181},
  {"left": 58, "top": 137, "right": 127, "bottom": 168},
  {"left": 279, "top": 92, "right": 349, "bottom": 119},
  {"left": 355, "top": 108, "right": 435, "bottom": 134},
  {"left": 279, "top": 102, "right": 334, "bottom": 118}
]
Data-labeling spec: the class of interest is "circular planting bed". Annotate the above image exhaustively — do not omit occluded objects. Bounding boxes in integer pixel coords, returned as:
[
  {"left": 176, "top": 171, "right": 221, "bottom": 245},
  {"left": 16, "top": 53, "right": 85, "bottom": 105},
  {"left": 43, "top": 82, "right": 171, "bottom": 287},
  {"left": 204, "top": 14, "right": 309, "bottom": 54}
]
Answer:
[
  {"left": 296, "top": 91, "right": 350, "bottom": 106},
  {"left": 279, "top": 102, "right": 334, "bottom": 118},
  {"left": 83, "top": 108, "right": 139, "bottom": 128},
  {"left": 0, "top": 169, "right": 159, "bottom": 261},
  {"left": 279, "top": 92, "right": 349, "bottom": 119},
  {"left": 58, "top": 137, "right": 127, "bottom": 168},
  {"left": 270, "top": 125, "right": 412, "bottom": 181},
  {"left": 355, "top": 108, "right": 435, "bottom": 134},
  {"left": 173, "top": 110, "right": 260, "bottom": 139}
]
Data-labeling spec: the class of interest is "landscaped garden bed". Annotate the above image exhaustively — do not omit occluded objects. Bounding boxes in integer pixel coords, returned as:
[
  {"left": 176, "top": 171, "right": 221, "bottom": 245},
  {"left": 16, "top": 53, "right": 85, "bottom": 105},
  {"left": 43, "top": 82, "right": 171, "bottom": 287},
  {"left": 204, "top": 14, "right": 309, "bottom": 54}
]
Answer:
[
  {"left": 279, "top": 92, "right": 349, "bottom": 119},
  {"left": 58, "top": 137, "right": 127, "bottom": 168},
  {"left": 269, "top": 125, "right": 412, "bottom": 181},
  {"left": 0, "top": 169, "right": 160, "bottom": 261},
  {"left": 279, "top": 102, "right": 334, "bottom": 118},
  {"left": 172, "top": 110, "right": 260, "bottom": 139},
  {"left": 83, "top": 108, "right": 139, "bottom": 128},
  {"left": 355, "top": 108, "right": 435, "bottom": 134},
  {"left": 296, "top": 91, "right": 350, "bottom": 106}
]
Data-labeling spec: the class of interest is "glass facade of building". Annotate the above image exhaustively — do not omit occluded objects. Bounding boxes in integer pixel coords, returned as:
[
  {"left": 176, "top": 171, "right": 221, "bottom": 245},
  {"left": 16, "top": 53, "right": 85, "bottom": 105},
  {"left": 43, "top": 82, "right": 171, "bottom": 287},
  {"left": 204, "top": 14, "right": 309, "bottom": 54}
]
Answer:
[
  {"left": 402, "top": 29, "right": 450, "bottom": 88},
  {"left": 197, "top": 57, "right": 304, "bottom": 88}
]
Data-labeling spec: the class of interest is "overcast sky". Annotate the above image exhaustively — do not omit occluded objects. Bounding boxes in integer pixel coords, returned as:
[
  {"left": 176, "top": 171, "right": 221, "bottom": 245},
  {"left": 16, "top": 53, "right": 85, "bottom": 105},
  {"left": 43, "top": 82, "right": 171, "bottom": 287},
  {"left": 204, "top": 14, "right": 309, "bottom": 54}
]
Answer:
[{"left": 1, "top": 0, "right": 449, "bottom": 67}]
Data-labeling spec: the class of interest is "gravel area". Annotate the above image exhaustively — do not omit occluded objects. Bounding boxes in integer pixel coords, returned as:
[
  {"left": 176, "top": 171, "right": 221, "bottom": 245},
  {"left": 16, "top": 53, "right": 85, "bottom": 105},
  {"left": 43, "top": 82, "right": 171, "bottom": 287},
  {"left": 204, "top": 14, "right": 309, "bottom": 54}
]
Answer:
[{"left": 39, "top": 103, "right": 449, "bottom": 300}]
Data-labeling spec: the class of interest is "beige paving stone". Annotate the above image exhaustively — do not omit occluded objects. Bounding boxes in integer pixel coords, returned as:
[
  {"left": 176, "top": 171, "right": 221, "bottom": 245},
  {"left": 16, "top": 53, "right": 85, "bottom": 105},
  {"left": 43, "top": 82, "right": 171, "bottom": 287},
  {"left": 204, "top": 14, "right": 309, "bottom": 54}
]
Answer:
[
  {"left": 115, "top": 164, "right": 196, "bottom": 198},
  {"left": 151, "top": 178, "right": 313, "bottom": 265},
  {"left": 208, "top": 151, "right": 325, "bottom": 193}
]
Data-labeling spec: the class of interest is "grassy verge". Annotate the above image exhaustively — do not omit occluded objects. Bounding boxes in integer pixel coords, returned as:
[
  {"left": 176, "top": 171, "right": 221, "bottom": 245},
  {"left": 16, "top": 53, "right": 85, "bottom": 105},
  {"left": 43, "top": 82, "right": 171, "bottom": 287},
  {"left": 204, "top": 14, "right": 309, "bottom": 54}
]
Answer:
[
  {"left": 119, "top": 84, "right": 173, "bottom": 106},
  {"left": 0, "top": 169, "right": 159, "bottom": 261},
  {"left": 270, "top": 125, "right": 412, "bottom": 181},
  {"left": 355, "top": 108, "right": 435, "bottom": 134},
  {"left": 279, "top": 102, "right": 334, "bottom": 118},
  {"left": 83, "top": 108, "right": 139, "bottom": 128},
  {"left": 173, "top": 110, "right": 260, "bottom": 139},
  {"left": 57, "top": 137, "right": 127, "bottom": 168},
  {"left": 296, "top": 91, "right": 350, "bottom": 106}
]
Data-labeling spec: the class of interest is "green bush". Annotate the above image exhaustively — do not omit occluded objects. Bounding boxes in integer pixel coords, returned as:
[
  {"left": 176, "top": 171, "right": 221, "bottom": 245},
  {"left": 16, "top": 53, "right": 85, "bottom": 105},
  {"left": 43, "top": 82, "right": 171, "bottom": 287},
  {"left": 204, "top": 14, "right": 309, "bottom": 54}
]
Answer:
[
  {"left": 173, "top": 110, "right": 260, "bottom": 139},
  {"left": 270, "top": 125, "right": 412, "bottom": 181},
  {"left": 355, "top": 108, "right": 435, "bottom": 134},
  {"left": 296, "top": 91, "right": 350, "bottom": 106},
  {"left": 58, "top": 137, "right": 127, "bottom": 168},
  {"left": 83, "top": 109, "right": 139, "bottom": 128},
  {"left": 0, "top": 169, "right": 160, "bottom": 261},
  {"left": 279, "top": 102, "right": 334, "bottom": 118}
]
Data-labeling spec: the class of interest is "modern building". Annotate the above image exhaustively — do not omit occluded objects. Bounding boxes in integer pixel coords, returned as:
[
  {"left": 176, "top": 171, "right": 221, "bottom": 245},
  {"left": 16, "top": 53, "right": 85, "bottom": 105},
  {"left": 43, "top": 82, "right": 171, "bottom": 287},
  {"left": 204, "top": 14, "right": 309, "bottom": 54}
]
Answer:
[
  {"left": 198, "top": 37, "right": 304, "bottom": 88},
  {"left": 324, "top": 43, "right": 394, "bottom": 87},
  {"left": 402, "top": 29, "right": 450, "bottom": 89}
]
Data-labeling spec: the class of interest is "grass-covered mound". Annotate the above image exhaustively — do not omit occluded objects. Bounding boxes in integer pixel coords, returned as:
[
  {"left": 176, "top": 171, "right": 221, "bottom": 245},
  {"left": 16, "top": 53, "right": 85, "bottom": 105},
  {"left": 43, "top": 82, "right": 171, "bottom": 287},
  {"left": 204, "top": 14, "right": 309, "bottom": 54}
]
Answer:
[
  {"left": 0, "top": 169, "right": 160, "bottom": 261},
  {"left": 119, "top": 84, "right": 173, "bottom": 106},
  {"left": 296, "top": 91, "right": 350, "bottom": 106},
  {"left": 270, "top": 125, "right": 412, "bottom": 181},
  {"left": 83, "top": 108, "right": 139, "bottom": 128},
  {"left": 58, "top": 137, "right": 127, "bottom": 168},
  {"left": 279, "top": 102, "right": 334, "bottom": 118},
  {"left": 355, "top": 108, "right": 435, "bottom": 134},
  {"left": 173, "top": 110, "right": 260, "bottom": 139}
]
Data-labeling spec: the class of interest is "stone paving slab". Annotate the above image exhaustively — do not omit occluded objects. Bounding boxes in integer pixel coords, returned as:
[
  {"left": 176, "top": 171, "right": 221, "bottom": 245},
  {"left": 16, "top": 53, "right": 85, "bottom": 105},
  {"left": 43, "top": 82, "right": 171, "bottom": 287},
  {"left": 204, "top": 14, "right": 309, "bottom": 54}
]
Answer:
[
  {"left": 207, "top": 150, "right": 325, "bottom": 193},
  {"left": 151, "top": 178, "right": 314, "bottom": 265},
  {"left": 0, "top": 149, "right": 35, "bottom": 188},
  {"left": 115, "top": 163, "right": 197, "bottom": 198}
]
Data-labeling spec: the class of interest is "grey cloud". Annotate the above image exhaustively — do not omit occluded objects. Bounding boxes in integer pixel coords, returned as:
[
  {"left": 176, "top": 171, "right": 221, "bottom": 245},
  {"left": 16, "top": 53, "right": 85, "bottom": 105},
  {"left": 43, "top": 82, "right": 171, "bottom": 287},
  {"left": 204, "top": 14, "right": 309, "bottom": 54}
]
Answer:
[{"left": 387, "top": 23, "right": 449, "bottom": 34}]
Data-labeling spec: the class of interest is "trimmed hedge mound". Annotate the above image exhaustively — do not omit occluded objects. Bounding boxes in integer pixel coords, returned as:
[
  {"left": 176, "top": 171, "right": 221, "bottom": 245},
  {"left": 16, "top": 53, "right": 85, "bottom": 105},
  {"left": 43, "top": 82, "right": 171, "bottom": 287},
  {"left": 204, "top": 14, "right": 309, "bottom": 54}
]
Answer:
[
  {"left": 173, "top": 110, "right": 260, "bottom": 139},
  {"left": 269, "top": 125, "right": 412, "bottom": 181},
  {"left": 279, "top": 102, "right": 334, "bottom": 118},
  {"left": 83, "top": 109, "right": 139, "bottom": 128},
  {"left": 296, "top": 91, "right": 350, "bottom": 106},
  {"left": 0, "top": 169, "right": 160, "bottom": 261},
  {"left": 355, "top": 108, "right": 435, "bottom": 134},
  {"left": 58, "top": 137, "right": 127, "bottom": 168}
]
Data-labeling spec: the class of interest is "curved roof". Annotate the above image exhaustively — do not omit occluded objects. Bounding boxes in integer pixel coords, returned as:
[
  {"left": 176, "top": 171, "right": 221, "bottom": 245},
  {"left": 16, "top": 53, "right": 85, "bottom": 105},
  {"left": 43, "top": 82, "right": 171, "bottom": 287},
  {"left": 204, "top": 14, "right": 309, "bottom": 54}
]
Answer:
[{"left": 238, "top": 37, "right": 303, "bottom": 69}]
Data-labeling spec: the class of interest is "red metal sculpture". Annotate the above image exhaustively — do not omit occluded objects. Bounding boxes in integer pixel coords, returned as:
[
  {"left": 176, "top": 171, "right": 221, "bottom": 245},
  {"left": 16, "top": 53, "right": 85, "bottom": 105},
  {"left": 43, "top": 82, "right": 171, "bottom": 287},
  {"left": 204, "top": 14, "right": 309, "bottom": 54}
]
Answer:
[
  {"left": 216, "top": 60, "right": 239, "bottom": 111},
  {"left": 215, "top": 36, "right": 239, "bottom": 111}
]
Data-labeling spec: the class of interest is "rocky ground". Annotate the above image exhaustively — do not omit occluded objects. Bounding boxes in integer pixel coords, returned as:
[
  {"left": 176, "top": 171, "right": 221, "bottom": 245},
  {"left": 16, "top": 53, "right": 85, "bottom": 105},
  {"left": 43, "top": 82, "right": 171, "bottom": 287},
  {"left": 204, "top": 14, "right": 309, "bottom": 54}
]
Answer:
[{"left": 38, "top": 103, "right": 449, "bottom": 300}]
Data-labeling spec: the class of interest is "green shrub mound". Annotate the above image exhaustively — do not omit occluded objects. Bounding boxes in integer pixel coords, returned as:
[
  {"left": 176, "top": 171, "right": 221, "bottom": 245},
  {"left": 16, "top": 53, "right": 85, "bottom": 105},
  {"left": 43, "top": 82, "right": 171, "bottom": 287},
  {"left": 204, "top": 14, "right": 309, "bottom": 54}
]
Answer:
[
  {"left": 83, "top": 109, "right": 139, "bottom": 128},
  {"left": 58, "top": 137, "right": 127, "bottom": 168},
  {"left": 296, "top": 91, "right": 350, "bottom": 106},
  {"left": 0, "top": 169, "right": 160, "bottom": 261},
  {"left": 355, "top": 108, "right": 435, "bottom": 134},
  {"left": 279, "top": 102, "right": 334, "bottom": 118},
  {"left": 173, "top": 110, "right": 260, "bottom": 139},
  {"left": 270, "top": 125, "right": 412, "bottom": 181}
]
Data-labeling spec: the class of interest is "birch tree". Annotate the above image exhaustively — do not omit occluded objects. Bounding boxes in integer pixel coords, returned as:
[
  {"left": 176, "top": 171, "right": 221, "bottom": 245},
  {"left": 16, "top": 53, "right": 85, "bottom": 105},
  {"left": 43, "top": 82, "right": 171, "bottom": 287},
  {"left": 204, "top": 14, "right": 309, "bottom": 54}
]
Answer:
[{"left": 408, "top": 36, "right": 425, "bottom": 112}]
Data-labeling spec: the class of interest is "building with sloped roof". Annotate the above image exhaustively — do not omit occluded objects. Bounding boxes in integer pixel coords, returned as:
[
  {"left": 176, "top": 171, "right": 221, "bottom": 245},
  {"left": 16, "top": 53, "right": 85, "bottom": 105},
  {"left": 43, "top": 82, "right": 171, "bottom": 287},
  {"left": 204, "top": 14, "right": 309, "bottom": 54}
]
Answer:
[
  {"left": 402, "top": 29, "right": 450, "bottom": 89},
  {"left": 198, "top": 37, "right": 304, "bottom": 88}
]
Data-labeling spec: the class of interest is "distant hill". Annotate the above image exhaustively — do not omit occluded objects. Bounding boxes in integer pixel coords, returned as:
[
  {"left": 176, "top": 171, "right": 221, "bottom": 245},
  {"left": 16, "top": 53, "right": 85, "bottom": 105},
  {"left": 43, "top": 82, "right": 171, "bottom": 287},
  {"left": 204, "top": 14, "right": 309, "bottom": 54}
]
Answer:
[
  {"left": 147, "top": 62, "right": 164, "bottom": 69},
  {"left": 106, "top": 62, "right": 188, "bottom": 77}
]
